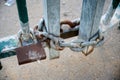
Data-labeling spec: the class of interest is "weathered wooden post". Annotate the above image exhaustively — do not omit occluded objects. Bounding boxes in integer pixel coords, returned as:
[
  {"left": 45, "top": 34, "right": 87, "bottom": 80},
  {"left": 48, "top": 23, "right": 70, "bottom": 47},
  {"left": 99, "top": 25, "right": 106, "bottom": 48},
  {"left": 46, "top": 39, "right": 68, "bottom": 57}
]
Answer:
[{"left": 43, "top": 0, "right": 60, "bottom": 59}]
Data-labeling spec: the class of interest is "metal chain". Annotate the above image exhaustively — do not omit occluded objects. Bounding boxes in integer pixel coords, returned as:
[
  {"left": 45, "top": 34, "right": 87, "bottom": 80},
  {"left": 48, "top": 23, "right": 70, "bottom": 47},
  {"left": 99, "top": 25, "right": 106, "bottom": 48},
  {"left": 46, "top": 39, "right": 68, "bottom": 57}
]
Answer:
[{"left": 34, "top": 18, "right": 105, "bottom": 55}]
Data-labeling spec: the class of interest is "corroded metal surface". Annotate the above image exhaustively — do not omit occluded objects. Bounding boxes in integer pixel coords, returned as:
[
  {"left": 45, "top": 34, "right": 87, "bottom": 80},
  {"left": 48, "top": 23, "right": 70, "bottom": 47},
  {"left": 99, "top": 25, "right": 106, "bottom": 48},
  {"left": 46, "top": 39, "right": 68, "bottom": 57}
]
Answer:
[{"left": 15, "top": 42, "right": 46, "bottom": 65}]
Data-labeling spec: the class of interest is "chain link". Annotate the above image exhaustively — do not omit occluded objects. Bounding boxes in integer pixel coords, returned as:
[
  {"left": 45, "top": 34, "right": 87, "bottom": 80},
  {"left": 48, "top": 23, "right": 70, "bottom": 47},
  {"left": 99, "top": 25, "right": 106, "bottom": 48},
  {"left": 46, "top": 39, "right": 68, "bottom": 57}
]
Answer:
[{"left": 33, "top": 18, "right": 105, "bottom": 55}]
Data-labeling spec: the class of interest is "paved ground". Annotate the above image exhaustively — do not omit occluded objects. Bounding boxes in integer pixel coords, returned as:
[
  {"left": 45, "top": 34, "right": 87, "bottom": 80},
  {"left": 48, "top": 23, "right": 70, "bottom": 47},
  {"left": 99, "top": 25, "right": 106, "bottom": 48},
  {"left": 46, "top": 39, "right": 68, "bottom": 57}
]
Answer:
[{"left": 0, "top": 0, "right": 120, "bottom": 80}]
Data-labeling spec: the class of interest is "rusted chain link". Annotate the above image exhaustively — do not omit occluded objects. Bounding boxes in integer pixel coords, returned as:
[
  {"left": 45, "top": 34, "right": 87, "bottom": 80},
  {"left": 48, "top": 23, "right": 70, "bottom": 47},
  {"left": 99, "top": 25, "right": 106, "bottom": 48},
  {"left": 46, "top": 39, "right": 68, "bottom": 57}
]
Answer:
[
  {"left": 60, "top": 18, "right": 80, "bottom": 33},
  {"left": 33, "top": 18, "right": 104, "bottom": 55},
  {"left": 34, "top": 25, "right": 64, "bottom": 50}
]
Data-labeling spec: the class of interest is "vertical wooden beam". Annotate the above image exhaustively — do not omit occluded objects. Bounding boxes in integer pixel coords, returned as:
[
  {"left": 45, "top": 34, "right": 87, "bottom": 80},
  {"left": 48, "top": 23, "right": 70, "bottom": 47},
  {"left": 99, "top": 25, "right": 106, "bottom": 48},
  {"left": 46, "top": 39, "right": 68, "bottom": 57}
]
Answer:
[{"left": 43, "top": 0, "right": 60, "bottom": 59}]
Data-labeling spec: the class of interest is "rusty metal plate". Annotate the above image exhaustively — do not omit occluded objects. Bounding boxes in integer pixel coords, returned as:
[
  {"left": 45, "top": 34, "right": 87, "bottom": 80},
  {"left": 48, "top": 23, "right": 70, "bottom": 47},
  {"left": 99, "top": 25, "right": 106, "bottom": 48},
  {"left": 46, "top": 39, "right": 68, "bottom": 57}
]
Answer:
[{"left": 15, "top": 42, "right": 46, "bottom": 65}]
